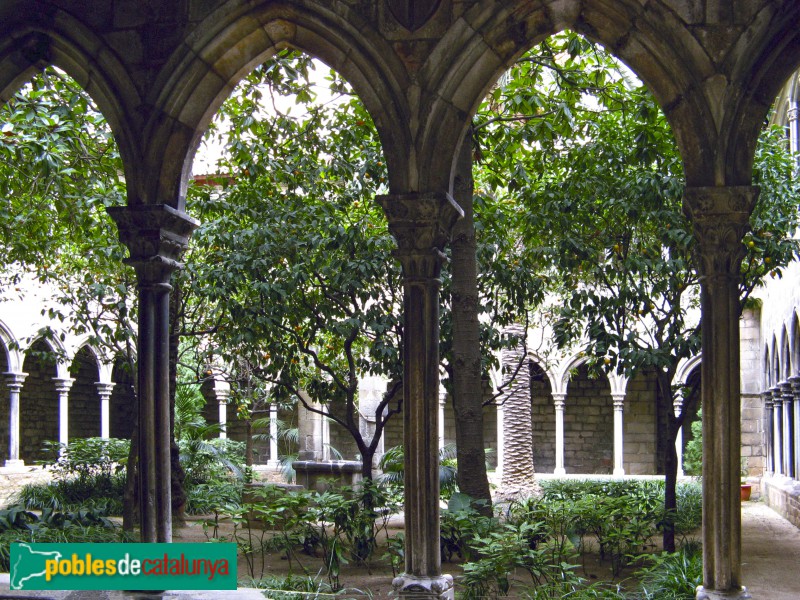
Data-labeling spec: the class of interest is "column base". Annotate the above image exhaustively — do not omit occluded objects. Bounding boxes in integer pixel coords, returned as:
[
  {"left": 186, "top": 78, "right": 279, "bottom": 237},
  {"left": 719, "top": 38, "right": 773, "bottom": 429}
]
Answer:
[
  {"left": 392, "top": 574, "right": 454, "bottom": 599},
  {"left": 3, "top": 459, "right": 25, "bottom": 470},
  {"left": 613, "top": 467, "right": 625, "bottom": 476},
  {"left": 554, "top": 467, "right": 566, "bottom": 475},
  {"left": 696, "top": 585, "right": 751, "bottom": 599}
]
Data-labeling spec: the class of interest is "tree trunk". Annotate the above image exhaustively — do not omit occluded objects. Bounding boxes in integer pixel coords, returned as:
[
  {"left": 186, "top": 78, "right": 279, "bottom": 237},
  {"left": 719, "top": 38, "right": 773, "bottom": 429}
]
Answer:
[
  {"left": 498, "top": 325, "right": 539, "bottom": 499},
  {"left": 450, "top": 128, "right": 492, "bottom": 511}
]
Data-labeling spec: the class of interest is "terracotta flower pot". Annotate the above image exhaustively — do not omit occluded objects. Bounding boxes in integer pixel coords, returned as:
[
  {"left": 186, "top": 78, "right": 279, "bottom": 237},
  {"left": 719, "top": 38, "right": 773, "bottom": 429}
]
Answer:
[{"left": 741, "top": 483, "right": 752, "bottom": 501}]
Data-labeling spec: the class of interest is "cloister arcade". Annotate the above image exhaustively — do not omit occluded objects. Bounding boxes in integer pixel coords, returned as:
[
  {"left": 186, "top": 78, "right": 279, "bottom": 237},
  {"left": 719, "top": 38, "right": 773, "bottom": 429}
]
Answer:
[{"left": 3, "top": 1, "right": 800, "bottom": 598}]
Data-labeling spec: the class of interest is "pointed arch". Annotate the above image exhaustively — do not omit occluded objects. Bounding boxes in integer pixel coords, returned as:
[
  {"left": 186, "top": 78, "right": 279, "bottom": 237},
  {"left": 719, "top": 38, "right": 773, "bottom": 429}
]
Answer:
[
  {"left": 554, "top": 352, "right": 590, "bottom": 396},
  {"left": 0, "top": 317, "right": 22, "bottom": 373},
  {"left": 792, "top": 313, "right": 800, "bottom": 378},
  {"left": 781, "top": 325, "right": 792, "bottom": 382},
  {"left": 0, "top": 12, "right": 141, "bottom": 185},
  {"left": 142, "top": 0, "right": 411, "bottom": 210},
  {"left": 674, "top": 354, "right": 703, "bottom": 388}
]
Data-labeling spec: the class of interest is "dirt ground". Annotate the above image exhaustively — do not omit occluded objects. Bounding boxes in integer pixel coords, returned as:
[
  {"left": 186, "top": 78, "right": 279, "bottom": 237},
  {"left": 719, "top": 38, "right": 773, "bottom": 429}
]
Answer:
[{"left": 172, "top": 515, "right": 651, "bottom": 598}]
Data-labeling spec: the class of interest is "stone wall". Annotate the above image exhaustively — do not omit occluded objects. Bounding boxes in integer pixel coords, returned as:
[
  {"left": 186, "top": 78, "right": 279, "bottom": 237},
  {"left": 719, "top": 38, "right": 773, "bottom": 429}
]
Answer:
[
  {"left": 623, "top": 369, "right": 657, "bottom": 475},
  {"left": 530, "top": 361, "right": 556, "bottom": 473},
  {"left": 110, "top": 360, "right": 135, "bottom": 439},
  {"left": 564, "top": 365, "right": 614, "bottom": 474},
  {"left": 69, "top": 347, "right": 101, "bottom": 439},
  {"left": 763, "top": 476, "right": 800, "bottom": 528},
  {"left": 20, "top": 343, "right": 58, "bottom": 463}
]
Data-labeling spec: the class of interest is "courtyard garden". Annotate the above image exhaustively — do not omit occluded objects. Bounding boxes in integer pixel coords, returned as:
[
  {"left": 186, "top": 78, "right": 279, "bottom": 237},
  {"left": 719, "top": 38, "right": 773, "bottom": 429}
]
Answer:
[{"left": 1, "top": 435, "right": 704, "bottom": 599}]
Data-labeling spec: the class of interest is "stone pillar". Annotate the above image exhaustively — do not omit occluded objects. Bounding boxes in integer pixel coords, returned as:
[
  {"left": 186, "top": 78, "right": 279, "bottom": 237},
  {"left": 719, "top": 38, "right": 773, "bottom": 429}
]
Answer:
[
  {"left": 215, "top": 383, "right": 230, "bottom": 440},
  {"left": 4, "top": 372, "right": 27, "bottom": 468},
  {"left": 789, "top": 102, "right": 799, "bottom": 157},
  {"left": 772, "top": 385, "right": 783, "bottom": 475},
  {"left": 763, "top": 390, "right": 774, "bottom": 475},
  {"left": 378, "top": 192, "right": 461, "bottom": 600},
  {"left": 96, "top": 382, "right": 114, "bottom": 439},
  {"left": 675, "top": 397, "right": 685, "bottom": 478},
  {"left": 297, "top": 392, "right": 325, "bottom": 460},
  {"left": 781, "top": 382, "right": 794, "bottom": 477},
  {"left": 553, "top": 392, "right": 566, "bottom": 476},
  {"left": 612, "top": 393, "right": 625, "bottom": 476},
  {"left": 438, "top": 385, "right": 446, "bottom": 450},
  {"left": 108, "top": 204, "right": 198, "bottom": 544},
  {"left": 53, "top": 377, "right": 75, "bottom": 447},
  {"left": 267, "top": 404, "right": 280, "bottom": 468},
  {"left": 495, "top": 400, "right": 504, "bottom": 477},
  {"left": 791, "top": 377, "right": 800, "bottom": 480},
  {"left": 684, "top": 186, "right": 756, "bottom": 600}
]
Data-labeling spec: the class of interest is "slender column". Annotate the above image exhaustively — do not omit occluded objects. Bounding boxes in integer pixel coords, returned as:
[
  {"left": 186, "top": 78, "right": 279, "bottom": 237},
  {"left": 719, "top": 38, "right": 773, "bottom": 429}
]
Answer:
[
  {"left": 53, "top": 378, "right": 75, "bottom": 447},
  {"left": 95, "top": 383, "right": 114, "bottom": 439},
  {"left": 495, "top": 399, "right": 505, "bottom": 477},
  {"left": 781, "top": 382, "right": 794, "bottom": 477},
  {"left": 772, "top": 385, "right": 783, "bottom": 475},
  {"left": 215, "top": 383, "right": 230, "bottom": 441},
  {"left": 763, "top": 391, "right": 774, "bottom": 474},
  {"left": 788, "top": 103, "right": 799, "bottom": 158},
  {"left": 553, "top": 392, "right": 567, "bottom": 475},
  {"left": 791, "top": 377, "right": 800, "bottom": 480},
  {"left": 612, "top": 393, "right": 625, "bottom": 476},
  {"left": 685, "top": 186, "right": 756, "bottom": 600},
  {"left": 675, "top": 397, "right": 685, "bottom": 477},
  {"left": 4, "top": 372, "right": 27, "bottom": 467},
  {"left": 438, "top": 386, "right": 446, "bottom": 450},
  {"left": 267, "top": 403, "right": 280, "bottom": 469},
  {"left": 108, "top": 204, "right": 198, "bottom": 544},
  {"left": 379, "top": 192, "right": 461, "bottom": 600}
]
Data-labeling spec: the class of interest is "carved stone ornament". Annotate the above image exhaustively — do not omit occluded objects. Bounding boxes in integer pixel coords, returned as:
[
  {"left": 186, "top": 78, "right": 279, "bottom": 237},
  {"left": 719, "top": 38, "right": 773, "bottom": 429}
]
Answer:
[
  {"left": 387, "top": 0, "right": 442, "bottom": 31},
  {"left": 682, "top": 186, "right": 759, "bottom": 279},
  {"left": 107, "top": 204, "right": 199, "bottom": 284},
  {"left": 378, "top": 192, "right": 463, "bottom": 277}
]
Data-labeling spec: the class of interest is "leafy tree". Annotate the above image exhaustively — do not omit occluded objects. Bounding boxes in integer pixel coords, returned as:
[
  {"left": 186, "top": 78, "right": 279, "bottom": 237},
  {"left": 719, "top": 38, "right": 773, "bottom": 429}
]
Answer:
[
  {"left": 179, "top": 52, "right": 402, "bottom": 480},
  {"left": 473, "top": 31, "right": 800, "bottom": 551}
]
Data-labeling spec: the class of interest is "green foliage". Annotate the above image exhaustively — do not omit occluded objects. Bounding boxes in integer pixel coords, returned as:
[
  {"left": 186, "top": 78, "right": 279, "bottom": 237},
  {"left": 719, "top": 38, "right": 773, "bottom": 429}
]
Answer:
[
  {"left": 440, "top": 493, "right": 497, "bottom": 563},
  {"left": 14, "top": 437, "right": 129, "bottom": 515},
  {"left": 0, "top": 504, "right": 132, "bottom": 571},
  {"left": 634, "top": 542, "right": 703, "bottom": 600},
  {"left": 682, "top": 411, "right": 703, "bottom": 477},
  {"left": 378, "top": 443, "right": 459, "bottom": 503}
]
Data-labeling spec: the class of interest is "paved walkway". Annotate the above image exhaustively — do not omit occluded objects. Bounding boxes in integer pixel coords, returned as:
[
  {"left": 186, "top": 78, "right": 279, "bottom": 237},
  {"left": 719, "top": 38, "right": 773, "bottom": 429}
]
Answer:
[{"left": 741, "top": 501, "right": 800, "bottom": 599}]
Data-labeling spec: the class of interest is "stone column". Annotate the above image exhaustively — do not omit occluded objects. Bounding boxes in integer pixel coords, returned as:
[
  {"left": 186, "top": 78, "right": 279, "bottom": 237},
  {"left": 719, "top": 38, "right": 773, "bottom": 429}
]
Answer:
[
  {"left": 612, "top": 393, "right": 625, "bottom": 476},
  {"left": 215, "top": 383, "right": 230, "bottom": 440},
  {"left": 772, "top": 385, "right": 783, "bottom": 475},
  {"left": 53, "top": 377, "right": 75, "bottom": 447},
  {"left": 553, "top": 392, "right": 567, "bottom": 476},
  {"left": 684, "top": 186, "right": 756, "bottom": 600},
  {"left": 675, "top": 397, "right": 685, "bottom": 478},
  {"left": 378, "top": 192, "right": 461, "bottom": 600},
  {"left": 108, "top": 204, "right": 198, "bottom": 544},
  {"left": 763, "top": 390, "right": 774, "bottom": 474},
  {"left": 789, "top": 102, "right": 799, "bottom": 157},
  {"left": 267, "top": 404, "right": 280, "bottom": 469},
  {"left": 4, "top": 372, "right": 27, "bottom": 468},
  {"left": 438, "top": 385, "right": 446, "bottom": 450},
  {"left": 495, "top": 400, "right": 505, "bottom": 477},
  {"left": 781, "top": 382, "right": 794, "bottom": 477},
  {"left": 96, "top": 383, "right": 115, "bottom": 439},
  {"left": 791, "top": 377, "right": 800, "bottom": 480},
  {"left": 297, "top": 392, "right": 324, "bottom": 461}
]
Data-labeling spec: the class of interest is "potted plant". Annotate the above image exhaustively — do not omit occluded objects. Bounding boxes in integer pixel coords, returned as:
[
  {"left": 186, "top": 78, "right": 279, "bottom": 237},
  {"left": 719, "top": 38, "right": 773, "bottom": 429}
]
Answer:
[{"left": 740, "top": 458, "right": 752, "bottom": 501}]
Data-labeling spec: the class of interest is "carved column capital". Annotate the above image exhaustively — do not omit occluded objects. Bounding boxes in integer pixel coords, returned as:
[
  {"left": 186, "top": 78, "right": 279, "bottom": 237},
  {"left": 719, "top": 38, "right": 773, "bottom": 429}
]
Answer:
[
  {"left": 107, "top": 204, "right": 199, "bottom": 286},
  {"left": 763, "top": 389, "right": 774, "bottom": 408},
  {"left": 377, "top": 192, "right": 463, "bottom": 278},
  {"left": 789, "top": 376, "right": 800, "bottom": 398},
  {"left": 52, "top": 377, "right": 75, "bottom": 394},
  {"left": 682, "top": 186, "right": 759, "bottom": 279},
  {"left": 3, "top": 372, "right": 27, "bottom": 390},
  {"left": 612, "top": 393, "right": 625, "bottom": 410},
  {"left": 95, "top": 382, "right": 115, "bottom": 397},
  {"left": 552, "top": 393, "right": 566, "bottom": 410}
]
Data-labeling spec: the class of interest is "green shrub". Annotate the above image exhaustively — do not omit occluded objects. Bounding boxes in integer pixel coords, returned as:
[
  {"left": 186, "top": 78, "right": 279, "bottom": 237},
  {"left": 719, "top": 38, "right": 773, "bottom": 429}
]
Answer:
[
  {"left": 0, "top": 504, "right": 132, "bottom": 571},
  {"left": 634, "top": 542, "right": 702, "bottom": 599}
]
